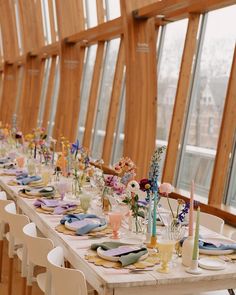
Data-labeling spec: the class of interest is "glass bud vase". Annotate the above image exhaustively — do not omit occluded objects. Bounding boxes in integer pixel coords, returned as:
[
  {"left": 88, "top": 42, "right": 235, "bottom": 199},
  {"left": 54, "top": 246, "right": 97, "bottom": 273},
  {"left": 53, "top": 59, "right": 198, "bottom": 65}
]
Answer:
[{"left": 131, "top": 215, "right": 144, "bottom": 234}]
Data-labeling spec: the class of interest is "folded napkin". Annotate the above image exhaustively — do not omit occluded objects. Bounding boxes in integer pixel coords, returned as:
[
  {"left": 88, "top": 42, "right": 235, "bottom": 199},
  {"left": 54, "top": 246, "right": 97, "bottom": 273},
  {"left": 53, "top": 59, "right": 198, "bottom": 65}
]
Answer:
[
  {"left": 34, "top": 199, "right": 77, "bottom": 214},
  {"left": 0, "top": 157, "right": 10, "bottom": 164},
  {"left": 3, "top": 163, "right": 15, "bottom": 169},
  {"left": 21, "top": 186, "right": 55, "bottom": 197},
  {"left": 199, "top": 239, "right": 236, "bottom": 251},
  {"left": 91, "top": 242, "right": 148, "bottom": 267},
  {"left": 17, "top": 175, "right": 41, "bottom": 185},
  {"left": 60, "top": 214, "right": 107, "bottom": 235},
  {"left": 16, "top": 172, "right": 28, "bottom": 180}
]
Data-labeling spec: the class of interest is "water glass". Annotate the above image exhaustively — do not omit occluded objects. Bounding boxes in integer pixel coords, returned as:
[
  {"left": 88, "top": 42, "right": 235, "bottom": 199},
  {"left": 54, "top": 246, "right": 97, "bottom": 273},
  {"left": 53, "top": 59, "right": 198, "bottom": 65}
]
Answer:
[{"left": 108, "top": 211, "right": 122, "bottom": 239}]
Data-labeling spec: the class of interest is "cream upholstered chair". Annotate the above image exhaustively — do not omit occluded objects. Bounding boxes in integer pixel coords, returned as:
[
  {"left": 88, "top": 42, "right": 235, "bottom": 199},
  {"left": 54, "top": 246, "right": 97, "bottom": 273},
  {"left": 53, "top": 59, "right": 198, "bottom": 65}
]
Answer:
[
  {"left": 0, "top": 191, "right": 11, "bottom": 282},
  {"left": 47, "top": 246, "right": 87, "bottom": 295},
  {"left": 23, "top": 222, "right": 54, "bottom": 295},
  {"left": 4, "top": 202, "right": 30, "bottom": 295},
  {"left": 193, "top": 211, "right": 224, "bottom": 234},
  {"left": 231, "top": 231, "right": 236, "bottom": 241}
]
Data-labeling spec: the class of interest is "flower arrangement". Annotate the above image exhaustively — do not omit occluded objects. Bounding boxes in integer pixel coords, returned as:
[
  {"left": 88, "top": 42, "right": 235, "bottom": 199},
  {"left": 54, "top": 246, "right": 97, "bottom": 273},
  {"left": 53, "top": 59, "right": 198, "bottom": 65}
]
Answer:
[{"left": 113, "top": 157, "right": 136, "bottom": 186}]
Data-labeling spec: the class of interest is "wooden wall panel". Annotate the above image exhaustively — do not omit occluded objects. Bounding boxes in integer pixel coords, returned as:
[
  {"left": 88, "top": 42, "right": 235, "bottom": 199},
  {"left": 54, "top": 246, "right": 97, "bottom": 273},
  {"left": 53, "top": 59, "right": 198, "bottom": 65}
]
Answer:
[
  {"left": 52, "top": 0, "right": 85, "bottom": 141},
  {"left": 209, "top": 46, "right": 236, "bottom": 205},
  {"left": 17, "top": 56, "right": 45, "bottom": 133},
  {"left": 0, "top": 63, "right": 17, "bottom": 124},
  {"left": 18, "top": 0, "right": 44, "bottom": 52},
  {"left": 162, "top": 14, "right": 200, "bottom": 183},
  {"left": 102, "top": 39, "right": 125, "bottom": 164},
  {"left": 0, "top": 0, "right": 19, "bottom": 61},
  {"left": 42, "top": 56, "right": 57, "bottom": 128},
  {"left": 121, "top": 0, "right": 157, "bottom": 178}
]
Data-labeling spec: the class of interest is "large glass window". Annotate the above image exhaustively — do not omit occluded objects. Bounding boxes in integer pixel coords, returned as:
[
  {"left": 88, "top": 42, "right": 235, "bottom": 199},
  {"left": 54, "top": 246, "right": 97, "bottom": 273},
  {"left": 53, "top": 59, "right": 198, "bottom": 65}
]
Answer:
[
  {"left": 156, "top": 20, "right": 188, "bottom": 177},
  {"left": 91, "top": 38, "right": 120, "bottom": 160},
  {"left": 14, "top": 0, "right": 23, "bottom": 54},
  {"left": 77, "top": 45, "right": 97, "bottom": 142},
  {"left": 84, "top": 0, "right": 98, "bottom": 28},
  {"left": 47, "top": 56, "right": 60, "bottom": 136},
  {"left": 226, "top": 139, "right": 236, "bottom": 208},
  {"left": 176, "top": 6, "right": 236, "bottom": 198},
  {"left": 41, "top": 0, "right": 52, "bottom": 45},
  {"left": 105, "top": 0, "right": 120, "bottom": 20}
]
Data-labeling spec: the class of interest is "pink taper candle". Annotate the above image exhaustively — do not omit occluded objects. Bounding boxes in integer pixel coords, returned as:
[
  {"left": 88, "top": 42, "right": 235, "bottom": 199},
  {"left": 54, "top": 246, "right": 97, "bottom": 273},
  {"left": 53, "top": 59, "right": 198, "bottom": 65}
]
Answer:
[{"left": 189, "top": 180, "right": 194, "bottom": 236}]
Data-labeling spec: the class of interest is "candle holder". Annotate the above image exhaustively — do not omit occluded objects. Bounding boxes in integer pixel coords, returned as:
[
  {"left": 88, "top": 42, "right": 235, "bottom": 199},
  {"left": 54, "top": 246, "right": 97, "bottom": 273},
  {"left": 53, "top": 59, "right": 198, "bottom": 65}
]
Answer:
[
  {"left": 186, "top": 259, "right": 202, "bottom": 275},
  {"left": 148, "top": 235, "right": 157, "bottom": 248}
]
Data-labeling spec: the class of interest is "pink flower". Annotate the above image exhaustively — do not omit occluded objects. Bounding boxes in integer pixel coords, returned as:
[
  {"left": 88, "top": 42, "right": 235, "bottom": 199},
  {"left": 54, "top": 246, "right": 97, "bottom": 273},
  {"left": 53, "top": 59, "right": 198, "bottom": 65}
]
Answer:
[{"left": 159, "top": 183, "right": 173, "bottom": 195}]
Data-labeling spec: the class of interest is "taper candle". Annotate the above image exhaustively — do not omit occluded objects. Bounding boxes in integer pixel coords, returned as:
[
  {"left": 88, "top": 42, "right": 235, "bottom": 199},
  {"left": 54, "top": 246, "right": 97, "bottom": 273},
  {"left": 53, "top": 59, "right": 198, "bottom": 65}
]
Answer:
[
  {"left": 192, "top": 207, "right": 200, "bottom": 260},
  {"left": 147, "top": 191, "right": 152, "bottom": 234},
  {"left": 189, "top": 180, "right": 194, "bottom": 236},
  {"left": 152, "top": 191, "right": 157, "bottom": 237}
]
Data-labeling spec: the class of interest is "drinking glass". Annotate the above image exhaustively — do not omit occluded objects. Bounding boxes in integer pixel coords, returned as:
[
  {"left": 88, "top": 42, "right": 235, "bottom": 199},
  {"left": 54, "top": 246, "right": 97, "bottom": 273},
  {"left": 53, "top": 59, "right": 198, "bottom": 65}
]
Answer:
[
  {"left": 16, "top": 157, "right": 25, "bottom": 168},
  {"left": 79, "top": 193, "right": 92, "bottom": 213},
  {"left": 108, "top": 211, "right": 122, "bottom": 239},
  {"left": 41, "top": 167, "right": 52, "bottom": 185},
  {"left": 56, "top": 181, "right": 70, "bottom": 200},
  {"left": 157, "top": 240, "right": 176, "bottom": 273}
]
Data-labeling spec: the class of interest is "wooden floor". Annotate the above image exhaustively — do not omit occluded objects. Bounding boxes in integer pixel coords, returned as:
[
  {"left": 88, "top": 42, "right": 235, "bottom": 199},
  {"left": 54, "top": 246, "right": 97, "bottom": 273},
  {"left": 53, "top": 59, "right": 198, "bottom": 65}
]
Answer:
[{"left": 0, "top": 239, "right": 43, "bottom": 295}]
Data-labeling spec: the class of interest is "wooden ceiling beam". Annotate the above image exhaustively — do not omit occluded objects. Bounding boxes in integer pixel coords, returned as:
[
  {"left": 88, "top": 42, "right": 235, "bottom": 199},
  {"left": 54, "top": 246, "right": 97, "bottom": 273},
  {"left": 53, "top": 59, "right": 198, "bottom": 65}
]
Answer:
[
  {"left": 134, "top": 0, "right": 236, "bottom": 20},
  {"left": 66, "top": 17, "right": 123, "bottom": 45}
]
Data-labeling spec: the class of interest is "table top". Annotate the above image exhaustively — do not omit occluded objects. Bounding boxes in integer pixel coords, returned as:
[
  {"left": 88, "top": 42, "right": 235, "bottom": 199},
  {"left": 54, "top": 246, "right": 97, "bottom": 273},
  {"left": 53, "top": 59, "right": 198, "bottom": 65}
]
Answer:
[{"left": 1, "top": 173, "right": 236, "bottom": 295}]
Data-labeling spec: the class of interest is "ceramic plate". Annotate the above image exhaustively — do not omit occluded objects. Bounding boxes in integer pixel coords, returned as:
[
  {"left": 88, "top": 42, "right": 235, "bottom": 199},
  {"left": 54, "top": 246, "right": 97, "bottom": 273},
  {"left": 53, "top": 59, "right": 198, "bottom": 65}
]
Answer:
[
  {"left": 199, "top": 257, "right": 226, "bottom": 270},
  {"left": 199, "top": 237, "right": 235, "bottom": 255},
  {"left": 97, "top": 246, "right": 148, "bottom": 262},
  {"left": 64, "top": 218, "right": 107, "bottom": 232}
]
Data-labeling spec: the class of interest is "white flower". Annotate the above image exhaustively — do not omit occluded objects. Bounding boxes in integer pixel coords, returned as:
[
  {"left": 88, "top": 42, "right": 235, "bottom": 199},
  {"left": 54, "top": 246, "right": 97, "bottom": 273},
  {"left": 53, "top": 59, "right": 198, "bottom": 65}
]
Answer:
[{"left": 126, "top": 180, "right": 140, "bottom": 192}]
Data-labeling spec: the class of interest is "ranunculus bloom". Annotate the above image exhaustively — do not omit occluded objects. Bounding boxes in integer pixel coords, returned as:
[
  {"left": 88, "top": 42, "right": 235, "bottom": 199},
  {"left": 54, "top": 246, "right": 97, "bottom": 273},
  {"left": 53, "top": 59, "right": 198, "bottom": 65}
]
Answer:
[
  {"left": 159, "top": 183, "right": 173, "bottom": 195},
  {"left": 139, "top": 178, "right": 151, "bottom": 191}
]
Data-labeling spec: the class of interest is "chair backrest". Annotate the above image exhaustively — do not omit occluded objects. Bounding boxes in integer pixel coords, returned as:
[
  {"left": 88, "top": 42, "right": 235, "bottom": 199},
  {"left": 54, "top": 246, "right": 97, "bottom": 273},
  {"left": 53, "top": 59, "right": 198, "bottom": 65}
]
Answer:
[
  {"left": 193, "top": 211, "right": 224, "bottom": 234},
  {"left": 231, "top": 231, "right": 236, "bottom": 241},
  {"left": 23, "top": 222, "right": 54, "bottom": 267},
  {"left": 0, "top": 193, "right": 12, "bottom": 240},
  {"left": 4, "top": 202, "right": 30, "bottom": 241},
  {"left": 47, "top": 247, "right": 87, "bottom": 295}
]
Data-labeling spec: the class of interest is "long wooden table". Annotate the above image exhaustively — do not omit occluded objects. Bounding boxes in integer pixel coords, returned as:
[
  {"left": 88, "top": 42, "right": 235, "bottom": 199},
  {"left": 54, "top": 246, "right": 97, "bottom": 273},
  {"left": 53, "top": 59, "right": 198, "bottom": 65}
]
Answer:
[{"left": 1, "top": 174, "right": 236, "bottom": 295}]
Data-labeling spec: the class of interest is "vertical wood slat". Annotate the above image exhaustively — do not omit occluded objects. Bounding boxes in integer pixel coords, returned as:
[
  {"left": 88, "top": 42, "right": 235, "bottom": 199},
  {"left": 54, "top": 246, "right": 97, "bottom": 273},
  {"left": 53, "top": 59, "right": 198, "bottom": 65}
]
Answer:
[
  {"left": 42, "top": 56, "right": 57, "bottom": 128},
  {"left": 18, "top": 0, "right": 44, "bottom": 53},
  {"left": 82, "top": 42, "right": 105, "bottom": 149},
  {"left": 121, "top": 0, "right": 157, "bottom": 178},
  {"left": 17, "top": 56, "right": 45, "bottom": 133},
  {"left": 53, "top": 0, "right": 85, "bottom": 142},
  {"left": 102, "top": 39, "right": 125, "bottom": 164},
  {"left": 53, "top": 43, "right": 85, "bottom": 141},
  {"left": 208, "top": 46, "right": 236, "bottom": 205},
  {"left": 0, "top": 63, "right": 18, "bottom": 124},
  {"left": 162, "top": 14, "right": 200, "bottom": 184},
  {"left": 0, "top": 0, "right": 19, "bottom": 61}
]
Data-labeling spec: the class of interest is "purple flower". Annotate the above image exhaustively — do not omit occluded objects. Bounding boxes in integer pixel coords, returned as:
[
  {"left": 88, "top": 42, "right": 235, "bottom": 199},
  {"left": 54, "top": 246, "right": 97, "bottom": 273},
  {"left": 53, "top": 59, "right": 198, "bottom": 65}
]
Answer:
[
  {"left": 139, "top": 179, "right": 151, "bottom": 192},
  {"left": 178, "top": 202, "right": 190, "bottom": 222}
]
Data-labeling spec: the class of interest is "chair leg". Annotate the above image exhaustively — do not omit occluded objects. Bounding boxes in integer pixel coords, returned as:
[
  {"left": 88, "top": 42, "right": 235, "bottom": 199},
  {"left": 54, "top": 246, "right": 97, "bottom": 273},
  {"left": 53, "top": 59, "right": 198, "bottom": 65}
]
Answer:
[
  {"left": 0, "top": 240, "right": 3, "bottom": 283},
  {"left": 22, "top": 277, "right": 27, "bottom": 295},
  {"left": 8, "top": 257, "right": 14, "bottom": 295},
  {"left": 27, "top": 285, "right": 32, "bottom": 295}
]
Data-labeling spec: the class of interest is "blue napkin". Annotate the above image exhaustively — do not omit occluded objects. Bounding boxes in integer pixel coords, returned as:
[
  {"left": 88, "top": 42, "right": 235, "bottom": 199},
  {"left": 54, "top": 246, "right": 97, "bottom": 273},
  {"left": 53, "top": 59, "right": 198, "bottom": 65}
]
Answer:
[
  {"left": 199, "top": 239, "right": 236, "bottom": 251},
  {"left": 16, "top": 173, "right": 28, "bottom": 180},
  {"left": 60, "top": 214, "right": 107, "bottom": 235},
  {"left": 17, "top": 176, "right": 41, "bottom": 185}
]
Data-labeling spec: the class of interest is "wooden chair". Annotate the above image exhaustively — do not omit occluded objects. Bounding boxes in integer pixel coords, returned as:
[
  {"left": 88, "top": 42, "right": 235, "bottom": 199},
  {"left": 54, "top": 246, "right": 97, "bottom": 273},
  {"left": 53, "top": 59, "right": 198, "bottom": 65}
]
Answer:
[
  {"left": 23, "top": 222, "right": 54, "bottom": 295},
  {"left": 193, "top": 211, "right": 224, "bottom": 234},
  {"left": 0, "top": 191, "right": 11, "bottom": 283},
  {"left": 47, "top": 246, "right": 87, "bottom": 295},
  {"left": 4, "top": 202, "right": 30, "bottom": 295}
]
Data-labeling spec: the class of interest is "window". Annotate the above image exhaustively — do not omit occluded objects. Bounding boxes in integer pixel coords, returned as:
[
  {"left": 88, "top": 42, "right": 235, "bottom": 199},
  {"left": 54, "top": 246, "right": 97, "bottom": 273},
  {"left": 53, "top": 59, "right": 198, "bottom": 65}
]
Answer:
[
  {"left": 77, "top": 45, "right": 97, "bottom": 142},
  {"left": 91, "top": 38, "right": 120, "bottom": 159},
  {"left": 176, "top": 6, "right": 236, "bottom": 198},
  {"left": 104, "top": 0, "right": 120, "bottom": 20},
  {"left": 226, "top": 140, "right": 236, "bottom": 208}
]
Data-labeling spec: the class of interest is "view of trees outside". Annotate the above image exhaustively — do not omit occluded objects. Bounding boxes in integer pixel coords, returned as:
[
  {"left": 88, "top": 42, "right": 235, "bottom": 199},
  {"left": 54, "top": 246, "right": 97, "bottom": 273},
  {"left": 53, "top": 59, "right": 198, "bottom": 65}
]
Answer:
[{"left": 177, "top": 6, "right": 236, "bottom": 201}]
